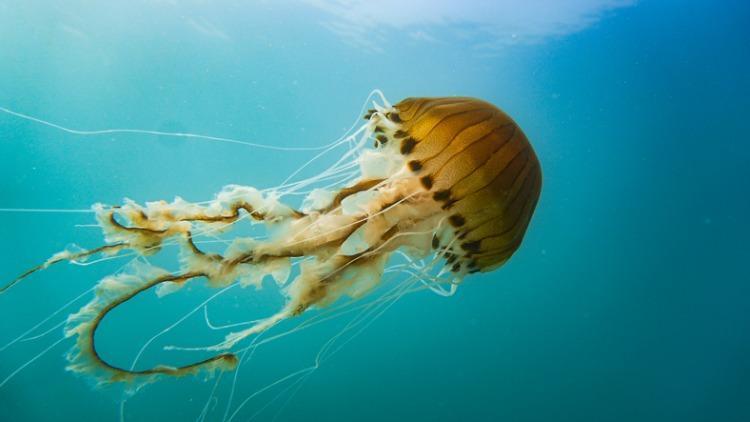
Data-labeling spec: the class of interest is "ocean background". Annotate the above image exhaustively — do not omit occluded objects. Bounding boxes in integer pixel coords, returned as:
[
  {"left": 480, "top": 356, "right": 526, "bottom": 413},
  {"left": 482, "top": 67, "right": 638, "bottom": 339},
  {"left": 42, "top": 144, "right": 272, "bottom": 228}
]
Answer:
[{"left": 1, "top": 1, "right": 749, "bottom": 421}]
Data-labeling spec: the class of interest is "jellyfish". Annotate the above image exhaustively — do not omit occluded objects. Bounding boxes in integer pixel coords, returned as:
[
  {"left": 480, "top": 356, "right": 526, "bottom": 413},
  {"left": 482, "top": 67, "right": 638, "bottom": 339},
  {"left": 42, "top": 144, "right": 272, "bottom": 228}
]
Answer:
[{"left": 2, "top": 95, "right": 542, "bottom": 388}]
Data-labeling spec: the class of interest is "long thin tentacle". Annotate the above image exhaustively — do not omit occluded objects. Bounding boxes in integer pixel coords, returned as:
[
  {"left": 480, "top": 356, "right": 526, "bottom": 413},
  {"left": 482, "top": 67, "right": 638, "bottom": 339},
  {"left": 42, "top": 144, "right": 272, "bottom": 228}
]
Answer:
[
  {"left": 66, "top": 271, "right": 237, "bottom": 384},
  {"left": 0, "top": 243, "right": 126, "bottom": 295}
]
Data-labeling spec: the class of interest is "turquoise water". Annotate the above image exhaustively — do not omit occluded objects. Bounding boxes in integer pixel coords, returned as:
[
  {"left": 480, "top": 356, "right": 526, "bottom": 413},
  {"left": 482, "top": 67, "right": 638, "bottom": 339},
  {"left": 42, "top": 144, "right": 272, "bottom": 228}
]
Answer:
[{"left": 1, "top": 1, "right": 749, "bottom": 421}]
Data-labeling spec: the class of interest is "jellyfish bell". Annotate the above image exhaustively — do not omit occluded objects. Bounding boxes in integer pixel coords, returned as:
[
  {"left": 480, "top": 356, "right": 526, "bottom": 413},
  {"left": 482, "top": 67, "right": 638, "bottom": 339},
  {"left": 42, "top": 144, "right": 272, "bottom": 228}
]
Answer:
[{"left": 1, "top": 95, "right": 542, "bottom": 389}]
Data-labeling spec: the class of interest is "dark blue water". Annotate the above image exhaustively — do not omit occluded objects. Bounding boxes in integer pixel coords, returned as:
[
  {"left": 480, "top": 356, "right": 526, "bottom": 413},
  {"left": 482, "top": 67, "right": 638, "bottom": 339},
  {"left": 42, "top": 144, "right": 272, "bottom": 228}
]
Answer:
[{"left": 1, "top": 1, "right": 748, "bottom": 421}]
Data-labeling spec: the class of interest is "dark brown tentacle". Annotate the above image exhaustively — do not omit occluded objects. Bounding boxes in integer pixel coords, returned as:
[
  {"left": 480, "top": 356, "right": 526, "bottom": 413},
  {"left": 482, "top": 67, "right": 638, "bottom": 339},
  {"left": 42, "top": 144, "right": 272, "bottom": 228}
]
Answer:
[
  {"left": 0, "top": 243, "right": 126, "bottom": 295},
  {"left": 86, "top": 272, "right": 237, "bottom": 381},
  {"left": 176, "top": 202, "right": 305, "bottom": 223},
  {"left": 109, "top": 200, "right": 306, "bottom": 234},
  {"left": 319, "top": 179, "right": 385, "bottom": 214}
]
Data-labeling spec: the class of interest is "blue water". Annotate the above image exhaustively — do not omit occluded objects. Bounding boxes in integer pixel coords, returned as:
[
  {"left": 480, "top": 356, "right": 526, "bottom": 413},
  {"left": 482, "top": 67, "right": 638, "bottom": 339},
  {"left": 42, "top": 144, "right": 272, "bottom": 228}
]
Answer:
[{"left": 1, "top": 1, "right": 749, "bottom": 421}]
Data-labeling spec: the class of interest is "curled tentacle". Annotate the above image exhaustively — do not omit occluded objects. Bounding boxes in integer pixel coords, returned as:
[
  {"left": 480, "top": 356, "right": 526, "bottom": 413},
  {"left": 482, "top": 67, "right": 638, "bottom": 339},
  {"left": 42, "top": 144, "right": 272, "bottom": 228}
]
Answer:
[{"left": 65, "top": 271, "right": 238, "bottom": 386}]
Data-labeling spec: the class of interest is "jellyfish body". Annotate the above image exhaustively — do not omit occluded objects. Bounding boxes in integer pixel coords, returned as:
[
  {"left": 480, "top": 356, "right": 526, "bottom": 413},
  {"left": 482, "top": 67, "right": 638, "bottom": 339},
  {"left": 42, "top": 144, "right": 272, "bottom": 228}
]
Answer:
[{"left": 6, "top": 96, "right": 542, "bottom": 386}]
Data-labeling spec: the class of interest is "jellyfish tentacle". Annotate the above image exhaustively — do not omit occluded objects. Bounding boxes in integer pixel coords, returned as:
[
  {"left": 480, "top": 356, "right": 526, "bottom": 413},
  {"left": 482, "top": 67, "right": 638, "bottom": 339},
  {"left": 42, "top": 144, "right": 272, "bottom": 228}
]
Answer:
[
  {"left": 65, "top": 270, "right": 238, "bottom": 385},
  {"left": 318, "top": 178, "right": 385, "bottom": 213},
  {"left": 90, "top": 189, "right": 308, "bottom": 265},
  {"left": 174, "top": 201, "right": 306, "bottom": 222},
  {"left": 0, "top": 243, "right": 127, "bottom": 295}
]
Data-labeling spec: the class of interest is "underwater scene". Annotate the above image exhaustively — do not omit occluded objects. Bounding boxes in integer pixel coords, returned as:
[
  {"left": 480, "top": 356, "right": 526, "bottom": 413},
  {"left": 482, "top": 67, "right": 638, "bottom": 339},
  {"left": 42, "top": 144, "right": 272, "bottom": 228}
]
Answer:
[{"left": 1, "top": 1, "right": 748, "bottom": 421}]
